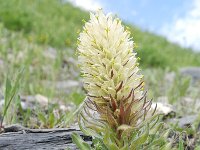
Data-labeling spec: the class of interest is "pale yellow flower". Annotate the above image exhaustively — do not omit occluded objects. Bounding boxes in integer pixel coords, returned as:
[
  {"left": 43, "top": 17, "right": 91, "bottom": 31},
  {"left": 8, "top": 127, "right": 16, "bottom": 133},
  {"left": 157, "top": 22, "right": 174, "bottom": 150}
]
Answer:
[
  {"left": 78, "top": 10, "right": 152, "bottom": 140},
  {"left": 78, "top": 10, "right": 143, "bottom": 102}
]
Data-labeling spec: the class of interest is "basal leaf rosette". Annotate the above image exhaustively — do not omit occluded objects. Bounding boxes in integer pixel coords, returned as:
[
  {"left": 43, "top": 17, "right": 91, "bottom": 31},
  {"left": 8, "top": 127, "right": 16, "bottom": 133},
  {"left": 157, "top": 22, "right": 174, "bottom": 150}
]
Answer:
[{"left": 77, "top": 10, "right": 158, "bottom": 148}]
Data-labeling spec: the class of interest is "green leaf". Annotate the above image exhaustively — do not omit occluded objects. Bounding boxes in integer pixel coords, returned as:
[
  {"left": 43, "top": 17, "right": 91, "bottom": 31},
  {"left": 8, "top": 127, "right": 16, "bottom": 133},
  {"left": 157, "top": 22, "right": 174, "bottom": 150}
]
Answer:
[
  {"left": 130, "top": 124, "right": 149, "bottom": 150},
  {"left": 4, "top": 77, "right": 12, "bottom": 107},
  {"left": 120, "top": 142, "right": 129, "bottom": 150},
  {"left": 38, "top": 112, "right": 46, "bottom": 124},
  {"left": 55, "top": 114, "right": 65, "bottom": 125},
  {"left": 1, "top": 68, "right": 24, "bottom": 125},
  {"left": 160, "top": 143, "right": 172, "bottom": 150},
  {"left": 150, "top": 122, "right": 164, "bottom": 135},
  {"left": 92, "top": 137, "right": 108, "bottom": 150},
  {"left": 146, "top": 137, "right": 166, "bottom": 148},
  {"left": 71, "top": 133, "right": 91, "bottom": 150},
  {"left": 107, "top": 143, "right": 120, "bottom": 150},
  {"left": 65, "top": 101, "right": 84, "bottom": 125},
  {"left": 49, "top": 112, "right": 55, "bottom": 128},
  {"left": 179, "top": 77, "right": 190, "bottom": 97},
  {"left": 178, "top": 137, "right": 184, "bottom": 150},
  {"left": 102, "top": 129, "right": 120, "bottom": 150}
]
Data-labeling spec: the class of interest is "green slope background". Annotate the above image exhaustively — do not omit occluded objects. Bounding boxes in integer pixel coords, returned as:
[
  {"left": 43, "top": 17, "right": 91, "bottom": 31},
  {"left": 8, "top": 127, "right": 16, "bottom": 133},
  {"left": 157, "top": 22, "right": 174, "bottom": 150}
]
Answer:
[{"left": 0, "top": 0, "right": 200, "bottom": 70}]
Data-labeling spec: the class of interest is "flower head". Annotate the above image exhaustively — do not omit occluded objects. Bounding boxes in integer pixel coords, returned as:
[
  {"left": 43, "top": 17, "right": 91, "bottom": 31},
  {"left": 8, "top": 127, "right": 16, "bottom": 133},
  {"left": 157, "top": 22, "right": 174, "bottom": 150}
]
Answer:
[{"left": 78, "top": 10, "right": 153, "bottom": 143}]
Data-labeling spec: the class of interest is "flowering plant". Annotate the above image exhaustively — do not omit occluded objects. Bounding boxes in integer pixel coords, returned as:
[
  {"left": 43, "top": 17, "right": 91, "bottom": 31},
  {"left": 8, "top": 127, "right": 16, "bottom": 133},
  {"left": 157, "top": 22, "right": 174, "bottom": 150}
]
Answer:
[{"left": 72, "top": 10, "right": 171, "bottom": 150}]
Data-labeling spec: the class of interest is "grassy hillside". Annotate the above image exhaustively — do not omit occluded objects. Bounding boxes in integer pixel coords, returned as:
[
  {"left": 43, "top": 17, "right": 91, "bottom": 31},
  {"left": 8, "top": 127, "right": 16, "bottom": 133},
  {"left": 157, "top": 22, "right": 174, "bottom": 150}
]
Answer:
[
  {"left": 0, "top": 0, "right": 200, "bottom": 70},
  {"left": 133, "top": 28, "right": 200, "bottom": 69}
]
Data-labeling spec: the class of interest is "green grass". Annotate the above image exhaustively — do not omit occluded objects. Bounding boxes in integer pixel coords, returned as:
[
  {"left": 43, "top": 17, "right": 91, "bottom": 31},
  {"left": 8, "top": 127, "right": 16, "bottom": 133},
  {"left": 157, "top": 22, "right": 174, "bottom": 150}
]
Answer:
[
  {"left": 0, "top": 24, "right": 83, "bottom": 127},
  {"left": 132, "top": 27, "right": 200, "bottom": 69},
  {"left": 0, "top": 0, "right": 200, "bottom": 70},
  {"left": 0, "top": 0, "right": 88, "bottom": 48}
]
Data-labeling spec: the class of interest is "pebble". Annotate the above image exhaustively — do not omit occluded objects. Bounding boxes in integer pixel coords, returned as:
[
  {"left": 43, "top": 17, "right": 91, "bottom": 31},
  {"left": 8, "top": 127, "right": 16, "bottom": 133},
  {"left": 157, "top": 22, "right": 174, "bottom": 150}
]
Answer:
[{"left": 35, "top": 94, "right": 48, "bottom": 107}]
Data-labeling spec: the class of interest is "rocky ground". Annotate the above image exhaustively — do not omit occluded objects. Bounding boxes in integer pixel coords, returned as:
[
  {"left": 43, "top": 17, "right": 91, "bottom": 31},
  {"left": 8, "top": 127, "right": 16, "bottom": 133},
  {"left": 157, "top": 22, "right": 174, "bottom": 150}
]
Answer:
[{"left": 0, "top": 47, "right": 200, "bottom": 149}]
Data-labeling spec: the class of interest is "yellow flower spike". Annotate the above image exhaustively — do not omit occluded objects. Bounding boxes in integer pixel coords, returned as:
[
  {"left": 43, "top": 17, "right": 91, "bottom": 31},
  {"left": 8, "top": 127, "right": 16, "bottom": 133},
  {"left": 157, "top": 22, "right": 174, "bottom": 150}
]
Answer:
[{"left": 77, "top": 9, "right": 156, "bottom": 149}]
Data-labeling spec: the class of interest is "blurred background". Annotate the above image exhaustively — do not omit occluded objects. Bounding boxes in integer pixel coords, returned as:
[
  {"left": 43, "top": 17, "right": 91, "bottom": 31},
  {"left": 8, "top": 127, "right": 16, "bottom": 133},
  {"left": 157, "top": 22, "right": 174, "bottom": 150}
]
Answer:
[
  {"left": 70, "top": 0, "right": 200, "bottom": 51},
  {"left": 0, "top": 0, "right": 199, "bottom": 131}
]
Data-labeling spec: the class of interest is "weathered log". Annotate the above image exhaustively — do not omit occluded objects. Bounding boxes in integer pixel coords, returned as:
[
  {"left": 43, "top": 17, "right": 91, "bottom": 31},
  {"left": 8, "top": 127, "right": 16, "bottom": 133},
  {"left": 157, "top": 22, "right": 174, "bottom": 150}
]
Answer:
[{"left": 0, "top": 124, "right": 92, "bottom": 150}]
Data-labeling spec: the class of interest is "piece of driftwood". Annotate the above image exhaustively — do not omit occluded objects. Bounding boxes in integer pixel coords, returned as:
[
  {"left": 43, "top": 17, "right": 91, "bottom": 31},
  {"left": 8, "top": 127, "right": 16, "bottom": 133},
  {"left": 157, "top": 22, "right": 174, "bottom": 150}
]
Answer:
[{"left": 0, "top": 124, "right": 92, "bottom": 150}]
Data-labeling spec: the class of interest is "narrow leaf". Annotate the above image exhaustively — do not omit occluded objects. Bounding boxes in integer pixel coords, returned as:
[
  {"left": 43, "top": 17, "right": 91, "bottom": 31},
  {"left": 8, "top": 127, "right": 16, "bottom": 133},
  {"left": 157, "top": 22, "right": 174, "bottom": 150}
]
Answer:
[{"left": 71, "top": 133, "right": 91, "bottom": 150}]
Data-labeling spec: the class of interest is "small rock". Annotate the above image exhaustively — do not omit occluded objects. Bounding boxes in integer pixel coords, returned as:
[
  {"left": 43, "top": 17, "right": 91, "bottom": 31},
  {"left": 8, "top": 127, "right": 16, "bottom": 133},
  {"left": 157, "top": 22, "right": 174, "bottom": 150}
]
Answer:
[
  {"left": 180, "top": 67, "right": 200, "bottom": 84},
  {"left": 35, "top": 94, "right": 48, "bottom": 107},
  {"left": 20, "top": 101, "right": 27, "bottom": 110},
  {"left": 178, "top": 115, "right": 197, "bottom": 128},
  {"left": 168, "top": 115, "right": 197, "bottom": 128},
  {"left": 152, "top": 102, "right": 175, "bottom": 116},
  {"left": 20, "top": 95, "right": 38, "bottom": 110},
  {"left": 60, "top": 102, "right": 76, "bottom": 112},
  {"left": 59, "top": 105, "right": 68, "bottom": 111},
  {"left": 21, "top": 95, "right": 35, "bottom": 102}
]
